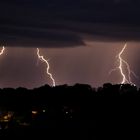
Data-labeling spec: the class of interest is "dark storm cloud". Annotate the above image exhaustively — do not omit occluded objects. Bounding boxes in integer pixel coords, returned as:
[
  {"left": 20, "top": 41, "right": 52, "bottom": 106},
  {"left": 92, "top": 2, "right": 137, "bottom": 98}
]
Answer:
[
  {"left": 0, "top": 24, "right": 85, "bottom": 47},
  {"left": 1, "top": 0, "right": 140, "bottom": 47}
]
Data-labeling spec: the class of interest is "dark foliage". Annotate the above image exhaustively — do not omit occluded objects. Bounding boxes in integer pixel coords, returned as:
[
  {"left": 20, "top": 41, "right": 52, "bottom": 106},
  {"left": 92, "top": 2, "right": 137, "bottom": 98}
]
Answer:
[{"left": 0, "top": 83, "right": 140, "bottom": 139}]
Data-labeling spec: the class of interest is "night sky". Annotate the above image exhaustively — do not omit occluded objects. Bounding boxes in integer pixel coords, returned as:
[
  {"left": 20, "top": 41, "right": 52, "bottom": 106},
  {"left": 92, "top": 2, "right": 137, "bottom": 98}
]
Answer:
[{"left": 0, "top": 0, "right": 140, "bottom": 88}]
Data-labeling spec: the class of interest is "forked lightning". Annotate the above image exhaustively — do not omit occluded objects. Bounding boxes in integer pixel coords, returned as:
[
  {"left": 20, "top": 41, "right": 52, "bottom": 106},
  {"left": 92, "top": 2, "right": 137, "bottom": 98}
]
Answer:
[
  {"left": 110, "top": 43, "right": 137, "bottom": 85},
  {"left": 0, "top": 46, "right": 5, "bottom": 56},
  {"left": 37, "top": 48, "right": 56, "bottom": 87}
]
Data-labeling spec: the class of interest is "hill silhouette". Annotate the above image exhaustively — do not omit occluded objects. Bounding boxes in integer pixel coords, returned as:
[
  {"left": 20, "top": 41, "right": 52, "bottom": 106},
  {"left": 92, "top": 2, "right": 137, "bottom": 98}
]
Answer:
[{"left": 0, "top": 83, "right": 140, "bottom": 139}]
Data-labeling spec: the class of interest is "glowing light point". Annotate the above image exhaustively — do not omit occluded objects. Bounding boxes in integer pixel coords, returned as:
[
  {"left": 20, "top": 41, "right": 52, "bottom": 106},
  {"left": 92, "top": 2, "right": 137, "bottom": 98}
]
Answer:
[
  {"left": 110, "top": 43, "right": 137, "bottom": 85},
  {"left": 32, "top": 111, "right": 38, "bottom": 115},
  {"left": 37, "top": 48, "right": 56, "bottom": 87}
]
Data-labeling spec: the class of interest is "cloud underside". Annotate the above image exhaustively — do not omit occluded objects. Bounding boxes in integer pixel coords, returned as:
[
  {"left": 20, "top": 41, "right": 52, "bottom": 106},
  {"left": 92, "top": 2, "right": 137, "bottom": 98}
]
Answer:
[
  {"left": 0, "top": 23, "right": 140, "bottom": 47},
  {"left": 1, "top": 0, "right": 140, "bottom": 47}
]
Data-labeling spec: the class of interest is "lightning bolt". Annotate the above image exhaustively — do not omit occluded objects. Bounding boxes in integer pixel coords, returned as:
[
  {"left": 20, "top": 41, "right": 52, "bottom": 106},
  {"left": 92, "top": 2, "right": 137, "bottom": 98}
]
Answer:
[
  {"left": 0, "top": 46, "right": 5, "bottom": 56},
  {"left": 109, "top": 43, "right": 137, "bottom": 85},
  {"left": 118, "top": 43, "right": 128, "bottom": 84},
  {"left": 36, "top": 48, "right": 56, "bottom": 87}
]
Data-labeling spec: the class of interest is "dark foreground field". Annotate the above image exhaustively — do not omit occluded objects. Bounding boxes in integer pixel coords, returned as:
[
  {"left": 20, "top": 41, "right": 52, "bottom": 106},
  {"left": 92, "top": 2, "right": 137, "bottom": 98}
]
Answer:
[{"left": 0, "top": 83, "right": 140, "bottom": 139}]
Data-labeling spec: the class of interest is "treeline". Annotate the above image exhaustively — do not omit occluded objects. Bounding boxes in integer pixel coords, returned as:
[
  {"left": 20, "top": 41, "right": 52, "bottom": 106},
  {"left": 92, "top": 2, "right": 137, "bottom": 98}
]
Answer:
[
  {"left": 0, "top": 83, "right": 140, "bottom": 139},
  {"left": 0, "top": 83, "right": 139, "bottom": 111}
]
